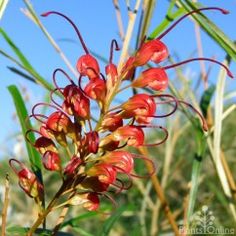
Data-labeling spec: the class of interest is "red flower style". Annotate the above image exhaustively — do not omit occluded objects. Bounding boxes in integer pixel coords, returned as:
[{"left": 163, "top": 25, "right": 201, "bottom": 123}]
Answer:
[{"left": 105, "top": 39, "right": 120, "bottom": 86}]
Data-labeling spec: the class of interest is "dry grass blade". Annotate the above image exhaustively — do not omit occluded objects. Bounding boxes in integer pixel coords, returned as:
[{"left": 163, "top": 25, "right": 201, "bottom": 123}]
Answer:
[
  {"left": 118, "top": 0, "right": 142, "bottom": 71},
  {"left": 1, "top": 174, "right": 10, "bottom": 236},
  {"left": 138, "top": 147, "right": 180, "bottom": 235},
  {"left": 213, "top": 58, "right": 236, "bottom": 220},
  {"left": 113, "top": 0, "right": 125, "bottom": 41},
  {"left": 0, "top": 0, "right": 9, "bottom": 20}
]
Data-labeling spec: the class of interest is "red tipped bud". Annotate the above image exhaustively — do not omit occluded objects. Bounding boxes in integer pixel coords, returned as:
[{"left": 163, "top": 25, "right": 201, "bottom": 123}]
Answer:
[
  {"left": 112, "top": 125, "right": 145, "bottom": 147},
  {"left": 121, "top": 56, "right": 135, "bottom": 80},
  {"left": 105, "top": 63, "right": 118, "bottom": 86},
  {"left": 46, "top": 111, "right": 73, "bottom": 133},
  {"left": 101, "top": 113, "right": 123, "bottom": 132},
  {"left": 81, "top": 176, "right": 109, "bottom": 192},
  {"left": 87, "top": 163, "right": 117, "bottom": 184},
  {"left": 42, "top": 151, "right": 61, "bottom": 171},
  {"left": 64, "top": 156, "right": 82, "bottom": 176},
  {"left": 102, "top": 151, "right": 134, "bottom": 174},
  {"left": 134, "top": 40, "right": 168, "bottom": 66},
  {"left": 69, "top": 193, "right": 100, "bottom": 211},
  {"left": 132, "top": 68, "right": 168, "bottom": 91},
  {"left": 121, "top": 94, "right": 156, "bottom": 124},
  {"left": 34, "top": 136, "right": 58, "bottom": 154},
  {"left": 9, "top": 159, "right": 43, "bottom": 198},
  {"left": 84, "top": 78, "right": 106, "bottom": 102},
  {"left": 76, "top": 54, "right": 100, "bottom": 79},
  {"left": 83, "top": 131, "right": 99, "bottom": 154},
  {"left": 62, "top": 85, "right": 90, "bottom": 119}
]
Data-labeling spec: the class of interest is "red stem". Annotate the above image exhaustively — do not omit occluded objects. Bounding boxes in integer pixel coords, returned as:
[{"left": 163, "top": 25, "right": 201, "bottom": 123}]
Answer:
[
  {"left": 109, "top": 39, "right": 120, "bottom": 63},
  {"left": 41, "top": 11, "right": 89, "bottom": 54},
  {"left": 164, "top": 57, "right": 234, "bottom": 78},
  {"left": 157, "top": 7, "right": 229, "bottom": 40}
]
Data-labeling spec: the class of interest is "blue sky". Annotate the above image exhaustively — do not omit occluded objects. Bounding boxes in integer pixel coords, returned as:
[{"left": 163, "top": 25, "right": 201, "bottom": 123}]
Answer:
[{"left": 0, "top": 0, "right": 235, "bottom": 157}]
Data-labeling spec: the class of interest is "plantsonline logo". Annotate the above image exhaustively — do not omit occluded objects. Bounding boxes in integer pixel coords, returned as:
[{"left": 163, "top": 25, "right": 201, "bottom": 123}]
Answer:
[{"left": 179, "top": 205, "right": 235, "bottom": 235}]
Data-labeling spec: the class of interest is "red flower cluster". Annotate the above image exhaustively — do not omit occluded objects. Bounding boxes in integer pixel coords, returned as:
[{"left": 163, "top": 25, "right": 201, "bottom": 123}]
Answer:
[{"left": 9, "top": 7, "right": 233, "bottom": 212}]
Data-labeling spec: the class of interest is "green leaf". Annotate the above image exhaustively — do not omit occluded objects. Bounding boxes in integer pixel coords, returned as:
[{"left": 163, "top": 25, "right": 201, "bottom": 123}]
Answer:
[
  {"left": 0, "top": 28, "right": 35, "bottom": 70},
  {"left": 99, "top": 204, "right": 133, "bottom": 236},
  {"left": 73, "top": 228, "right": 94, "bottom": 236},
  {"left": 7, "top": 226, "right": 28, "bottom": 236},
  {"left": 7, "top": 66, "right": 36, "bottom": 83},
  {"left": 7, "top": 226, "right": 73, "bottom": 236},
  {"left": 148, "top": 2, "right": 184, "bottom": 39},
  {"left": 0, "top": 28, "right": 54, "bottom": 91},
  {"left": 177, "top": 0, "right": 236, "bottom": 62},
  {"left": 8, "top": 85, "right": 43, "bottom": 182},
  {"left": 61, "top": 211, "right": 98, "bottom": 228},
  {"left": 200, "top": 85, "right": 216, "bottom": 117}
]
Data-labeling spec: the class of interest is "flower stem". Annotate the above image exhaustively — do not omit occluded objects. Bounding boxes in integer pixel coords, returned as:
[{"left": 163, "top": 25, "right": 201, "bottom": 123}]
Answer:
[{"left": 27, "top": 182, "right": 67, "bottom": 236}]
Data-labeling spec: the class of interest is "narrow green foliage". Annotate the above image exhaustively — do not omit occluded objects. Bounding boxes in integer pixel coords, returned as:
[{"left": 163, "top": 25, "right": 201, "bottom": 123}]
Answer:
[
  {"left": 148, "top": 0, "right": 184, "bottom": 39},
  {"left": 186, "top": 85, "right": 215, "bottom": 221},
  {"left": 0, "top": 28, "right": 54, "bottom": 91},
  {"left": 7, "top": 226, "right": 73, "bottom": 236},
  {"left": 99, "top": 205, "right": 133, "bottom": 236},
  {"left": 8, "top": 85, "right": 43, "bottom": 181},
  {"left": 61, "top": 212, "right": 98, "bottom": 228},
  {"left": 178, "top": 0, "right": 236, "bottom": 62},
  {"left": 200, "top": 85, "right": 215, "bottom": 117},
  {"left": 7, "top": 66, "right": 36, "bottom": 83},
  {"left": 7, "top": 225, "right": 28, "bottom": 236}
]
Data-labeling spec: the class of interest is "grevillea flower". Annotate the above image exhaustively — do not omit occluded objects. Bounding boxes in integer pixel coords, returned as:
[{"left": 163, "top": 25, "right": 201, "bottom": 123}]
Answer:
[
  {"left": 100, "top": 112, "right": 123, "bottom": 132},
  {"left": 10, "top": 7, "right": 234, "bottom": 220},
  {"left": 62, "top": 84, "right": 90, "bottom": 119},
  {"left": 120, "top": 94, "right": 156, "bottom": 124},
  {"left": 133, "top": 40, "right": 169, "bottom": 66},
  {"left": 101, "top": 151, "right": 134, "bottom": 174},
  {"left": 69, "top": 193, "right": 100, "bottom": 211},
  {"left": 111, "top": 125, "right": 145, "bottom": 147},
  {"left": 34, "top": 136, "right": 58, "bottom": 155},
  {"left": 132, "top": 68, "right": 168, "bottom": 91},
  {"left": 64, "top": 156, "right": 82, "bottom": 176},
  {"left": 87, "top": 164, "right": 117, "bottom": 185},
  {"left": 76, "top": 54, "right": 100, "bottom": 79},
  {"left": 42, "top": 151, "right": 61, "bottom": 171},
  {"left": 84, "top": 77, "right": 106, "bottom": 102},
  {"left": 9, "top": 159, "right": 43, "bottom": 198}
]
